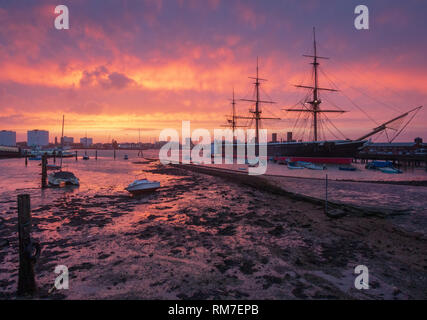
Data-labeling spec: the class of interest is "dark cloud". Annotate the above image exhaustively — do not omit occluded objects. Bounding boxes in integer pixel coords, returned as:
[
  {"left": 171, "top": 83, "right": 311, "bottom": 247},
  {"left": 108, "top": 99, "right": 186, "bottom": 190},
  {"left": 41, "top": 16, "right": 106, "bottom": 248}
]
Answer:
[{"left": 79, "top": 66, "right": 135, "bottom": 89}]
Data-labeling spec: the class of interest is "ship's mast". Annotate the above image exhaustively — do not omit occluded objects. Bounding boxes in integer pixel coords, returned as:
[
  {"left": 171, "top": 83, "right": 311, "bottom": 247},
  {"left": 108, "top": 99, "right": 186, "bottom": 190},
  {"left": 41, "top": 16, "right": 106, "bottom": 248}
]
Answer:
[
  {"left": 231, "top": 89, "right": 237, "bottom": 137},
  {"left": 312, "top": 27, "right": 319, "bottom": 141},
  {"left": 285, "top": 28, "right": 345, "bottom": 141},
  {"left": 222, "top": 88, "right": 246, "bottom": 144},
  {"left": 60, "top": 115, "right": 64, "bottom": 170},
  {"left": 239, "top": 57, "right": 280, "bottom": 155}
]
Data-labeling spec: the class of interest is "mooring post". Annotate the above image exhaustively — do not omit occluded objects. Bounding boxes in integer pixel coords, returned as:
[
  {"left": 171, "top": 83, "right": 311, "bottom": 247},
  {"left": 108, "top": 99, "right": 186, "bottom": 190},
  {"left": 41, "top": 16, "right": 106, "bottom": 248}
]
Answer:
[
  {"left": 114, "top": 148, "right": 116, "bottom": 160},
  {"left": 95, "top": 149, "right": 98, "bottom": 160},
  {"left": 325, "top": 174, "right": 328, "bottom": 215},
  {"left": 41, "top": 154, "right": 47, "bottom": 188},
  {"left": 75, "top": 150, "right": 78, "bottom": 161},
  {"left": 17, "top": 194, "right": 38, "bottom": 296},
  {"left": 53, "top": 150, "right": 56, "bottom": 164},
  {"left": 25, "top": 154, "right": 28, "bottom": 167}
]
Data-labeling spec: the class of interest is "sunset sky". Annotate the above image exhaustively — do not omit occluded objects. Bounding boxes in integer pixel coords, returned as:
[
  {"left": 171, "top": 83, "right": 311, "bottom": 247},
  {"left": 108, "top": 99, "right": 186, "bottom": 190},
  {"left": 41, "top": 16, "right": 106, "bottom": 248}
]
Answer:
[{"left": 0, "top": 0, "right": 426, "bottom": 143}]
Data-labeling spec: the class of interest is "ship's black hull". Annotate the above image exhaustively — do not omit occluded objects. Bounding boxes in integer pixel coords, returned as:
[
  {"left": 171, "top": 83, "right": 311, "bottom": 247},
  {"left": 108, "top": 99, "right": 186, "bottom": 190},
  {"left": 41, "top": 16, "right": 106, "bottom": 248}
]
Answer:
[{"left": 267, "top": 140, "right": 366, "bottom": 164}]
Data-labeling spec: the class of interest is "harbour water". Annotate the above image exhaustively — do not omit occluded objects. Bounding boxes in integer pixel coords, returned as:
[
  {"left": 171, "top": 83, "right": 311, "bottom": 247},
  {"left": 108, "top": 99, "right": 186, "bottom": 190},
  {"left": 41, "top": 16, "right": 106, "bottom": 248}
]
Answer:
[{"left": 0, "top": 149, "right": 426, "bottom": 299}]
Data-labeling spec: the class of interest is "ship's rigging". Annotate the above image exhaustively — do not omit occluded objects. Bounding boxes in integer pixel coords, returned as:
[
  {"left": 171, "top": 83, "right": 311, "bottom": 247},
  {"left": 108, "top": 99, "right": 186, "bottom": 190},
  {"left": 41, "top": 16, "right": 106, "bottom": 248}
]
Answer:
[
  {"left": 221, "top": 89, "right": 247, "bottom": 143},
  {"left": 281, "top": 28, "right": 422, "bottom": 143},
  {"left": 283, "top": 27, "right": 346, "bottom": 142},
  {"left": 236, "top": 57, "right": 280, "bottom": 154},
  {"left": 222, "top": 29, "right": 422, "bottom": 145}
]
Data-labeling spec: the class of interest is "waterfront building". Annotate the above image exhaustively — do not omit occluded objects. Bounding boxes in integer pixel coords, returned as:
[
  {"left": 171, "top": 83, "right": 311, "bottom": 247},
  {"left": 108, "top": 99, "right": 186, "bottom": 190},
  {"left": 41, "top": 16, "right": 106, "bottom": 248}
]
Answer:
[
  {"left": 0, "top": 130, "right": 16, "bottom": 146},
  {"left": 27, "top": 130, "right": 49, "bottom": 147}
]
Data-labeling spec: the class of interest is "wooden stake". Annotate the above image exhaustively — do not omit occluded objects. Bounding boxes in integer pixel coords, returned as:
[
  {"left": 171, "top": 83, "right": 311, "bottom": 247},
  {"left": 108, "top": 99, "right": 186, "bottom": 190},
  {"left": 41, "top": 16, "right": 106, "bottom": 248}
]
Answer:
[
  {"left": 41, "top": 154, "right": 47, "bottom": 189},
  {"left": 17, "top": 194, "right": 37, "bottom": 296}
]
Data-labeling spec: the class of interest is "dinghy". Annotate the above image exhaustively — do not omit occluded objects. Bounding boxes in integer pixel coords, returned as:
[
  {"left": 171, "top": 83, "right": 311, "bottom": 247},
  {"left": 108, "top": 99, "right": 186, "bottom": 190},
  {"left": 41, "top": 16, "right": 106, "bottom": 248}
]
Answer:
[
  {"left": 125, "top": 179, "right": 161, "bottom": 195},
  {"left": 304, "top": 162, "right": 325, "bottom": 170},
  {"left": 287, "top": 162, "right": 304, "bottom": 169},
  {"left": 48, "top": 171, "right": 80, "bottom": 186},
  {"left": 380, "top": 167, "right": 402, "bottom": 174},
  {"left": 339, "top": 166, "right": 356, "bottom": 171}
]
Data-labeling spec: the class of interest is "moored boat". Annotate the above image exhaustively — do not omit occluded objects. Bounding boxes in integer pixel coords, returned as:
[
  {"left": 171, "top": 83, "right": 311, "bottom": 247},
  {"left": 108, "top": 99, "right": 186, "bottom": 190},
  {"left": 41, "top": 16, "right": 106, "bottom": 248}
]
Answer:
[
  {"left": 339, "top": 166, "right": 356, "bottom": 171},
  {"left": 287, "top": 162, "right": 304, "bottom": 169},
  {"left": 380, "top": 167, "right": 402, "bottom": 174},
  {"left": 48, "top": 171, "right": 80, "bottom": 186},
  {"left": 125, "top": 179, "right": 161, "bottom": 194},
  {"left": 365, "top": 161, "right": 393, "bottom": 170},
  {"left": 303, "top": 162, "right": 325, "bottom": 170}
]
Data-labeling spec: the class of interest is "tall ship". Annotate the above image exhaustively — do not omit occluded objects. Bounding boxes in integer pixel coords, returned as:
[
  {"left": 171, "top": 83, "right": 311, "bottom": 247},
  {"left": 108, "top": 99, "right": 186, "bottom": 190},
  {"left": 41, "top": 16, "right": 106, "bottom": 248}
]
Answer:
[{"left": 229, "top": 28, "right": 421, "bottom": 165}]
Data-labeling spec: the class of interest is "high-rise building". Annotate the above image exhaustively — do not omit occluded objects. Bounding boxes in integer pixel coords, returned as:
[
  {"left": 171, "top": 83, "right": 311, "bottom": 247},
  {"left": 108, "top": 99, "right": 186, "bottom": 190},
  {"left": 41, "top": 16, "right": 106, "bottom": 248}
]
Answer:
[
  {"left": 272, "top": 133, "right": 277, "bottom": 143},
  {"left": 61, "top": 136, "right": 74, "bottom": 145},
  {"left": 27, "top": 130, "right": 49, "bottom": 147},
  {"left": 80, "top": 137, "right": 93, "bottom": 146},
  {"left": 0, "top": 130, "right": 16, "bottom": 146}
]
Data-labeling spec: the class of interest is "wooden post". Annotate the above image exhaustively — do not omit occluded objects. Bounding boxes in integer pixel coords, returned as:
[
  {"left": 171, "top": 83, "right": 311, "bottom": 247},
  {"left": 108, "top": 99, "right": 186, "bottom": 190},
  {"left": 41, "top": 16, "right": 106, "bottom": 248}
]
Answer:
[
  {"left": 17, "top": 194, "right": 37, "bottom": 296},
  {"left": 95, "top": 149, "right": 98, "bottom": 160},
  {"left": 53, "top": 150, "right": 56, "bottom": 164},
  {"left": 75, "top": 150, "right": 78, "bottom": 161},
  {"left": 41, "top": 154, "right": 47, "bottom": 189},
  {"left": 25, "top": 154, "right": 28, "bottom": 166},
  {"left": 324, "top": 174, "right": 328, "bottom": 215},
  {"left": 114, "top": 148, "right": 116, "bottom": 160}
]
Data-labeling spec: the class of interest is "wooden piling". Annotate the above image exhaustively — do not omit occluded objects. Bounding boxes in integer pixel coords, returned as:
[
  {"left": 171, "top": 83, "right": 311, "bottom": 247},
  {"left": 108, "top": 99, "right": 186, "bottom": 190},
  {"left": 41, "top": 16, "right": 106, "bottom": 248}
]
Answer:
[
  {"left": 75, "top": 150, "right": 78, "bottom": 161},
  {"left": 25, "top": 154, "right": 28, "bottom": 166},
  {"left": 41, "top": 154, "right": 47, "bottom": 188},
  {"left": 114, "top": 148, "right": 116, "bottom": 160},
  {"left": 17, "top": 194, "right": 37, "bottom": 296},
  {"left": 95, "top": 149, "right": 98, "bottom": 160},
  {"left": 325, "top": 174, "right": 328, "bottom": 214}
]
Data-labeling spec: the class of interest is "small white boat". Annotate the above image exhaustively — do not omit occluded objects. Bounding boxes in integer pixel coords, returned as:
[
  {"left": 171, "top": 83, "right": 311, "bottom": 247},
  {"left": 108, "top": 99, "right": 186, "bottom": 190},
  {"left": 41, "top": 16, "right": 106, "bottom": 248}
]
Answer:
[
  {"left": 125, "top": 179, "right": 160, "bottom": 195},
  {"left": 48, "top": 171, "right": 80, "bottom": 186}
]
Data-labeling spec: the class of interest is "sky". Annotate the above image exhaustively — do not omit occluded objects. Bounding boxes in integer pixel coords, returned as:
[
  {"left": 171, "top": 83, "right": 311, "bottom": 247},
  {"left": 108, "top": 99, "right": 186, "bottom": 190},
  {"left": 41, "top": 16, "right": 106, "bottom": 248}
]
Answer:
[{"left": 0, "top": 0, "right": 426, "bottom": 143}]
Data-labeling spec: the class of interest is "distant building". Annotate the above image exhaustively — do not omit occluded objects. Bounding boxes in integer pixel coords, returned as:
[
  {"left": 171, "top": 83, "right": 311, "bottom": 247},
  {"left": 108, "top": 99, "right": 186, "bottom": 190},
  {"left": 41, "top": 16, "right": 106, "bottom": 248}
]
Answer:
[
  {"left": 360, "top": 137, "right": 426, "bottom": 156},
  {"left": 80, "top": 137, "right": 93, "bottom": 146},
  {"left": 0, "top": 130, "right": 16, "bottom": 146},
  {"left": 271, "top": 133, "right": 277, "bottom": 143},
  {"left": 61, "top": 136, "right": 74, "bottom": 145},
  {"left": 27, "top": 130, "right": 49, "bottom": 147}
]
